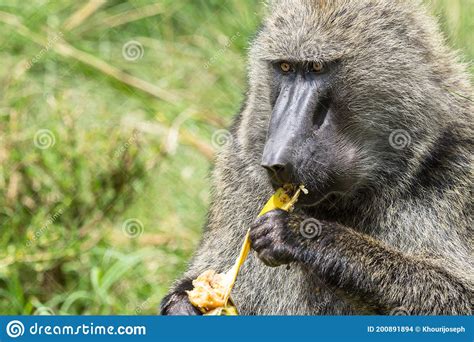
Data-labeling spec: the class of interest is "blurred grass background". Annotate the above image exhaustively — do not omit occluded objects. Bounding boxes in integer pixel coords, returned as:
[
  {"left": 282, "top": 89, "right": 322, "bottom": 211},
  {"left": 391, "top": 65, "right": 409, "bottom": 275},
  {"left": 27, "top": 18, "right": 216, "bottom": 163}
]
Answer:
[{"left": 0, "top": 0, "right": 471, "bottom": 314}]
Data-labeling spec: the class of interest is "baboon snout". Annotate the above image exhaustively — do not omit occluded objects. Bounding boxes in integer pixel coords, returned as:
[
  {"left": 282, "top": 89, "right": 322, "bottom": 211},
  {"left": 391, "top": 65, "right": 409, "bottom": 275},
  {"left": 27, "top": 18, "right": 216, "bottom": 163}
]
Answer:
[
  {"left": 261, "top": 137, "right": 297, "bottom": 185},
  {"left": 261, "top": 158, "right": 294, "bottom": 185},
  {"left": 261, "top": 75, "right": 321, "bottom": 186}
]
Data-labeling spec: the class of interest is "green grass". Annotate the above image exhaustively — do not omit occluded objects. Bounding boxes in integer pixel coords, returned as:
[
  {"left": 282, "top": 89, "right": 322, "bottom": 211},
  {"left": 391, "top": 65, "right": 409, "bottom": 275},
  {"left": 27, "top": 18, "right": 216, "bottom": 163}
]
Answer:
[{"left": 0, "top": 0, "right": 471, "bottom": 314}]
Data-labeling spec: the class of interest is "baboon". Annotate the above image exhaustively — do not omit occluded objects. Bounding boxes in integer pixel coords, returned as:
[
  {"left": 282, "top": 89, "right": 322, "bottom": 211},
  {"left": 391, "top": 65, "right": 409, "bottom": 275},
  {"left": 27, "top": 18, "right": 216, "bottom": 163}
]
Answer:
[{"left": 161, "top": 0, "right": 473, "bottom": 315}]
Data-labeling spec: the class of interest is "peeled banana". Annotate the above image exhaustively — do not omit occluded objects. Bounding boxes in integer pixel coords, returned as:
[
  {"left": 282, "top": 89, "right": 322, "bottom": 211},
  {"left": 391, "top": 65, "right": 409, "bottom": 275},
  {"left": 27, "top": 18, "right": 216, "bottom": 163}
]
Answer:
[{"left": 187, "top": 184, "right": 307, "bottom": 315}]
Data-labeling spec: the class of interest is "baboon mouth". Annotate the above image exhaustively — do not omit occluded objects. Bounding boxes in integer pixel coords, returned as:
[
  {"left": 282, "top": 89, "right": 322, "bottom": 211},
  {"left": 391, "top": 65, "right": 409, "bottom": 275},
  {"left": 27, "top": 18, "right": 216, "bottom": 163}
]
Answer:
[{"left": 265, "top": 167, "right": 298, "bottom": 189}]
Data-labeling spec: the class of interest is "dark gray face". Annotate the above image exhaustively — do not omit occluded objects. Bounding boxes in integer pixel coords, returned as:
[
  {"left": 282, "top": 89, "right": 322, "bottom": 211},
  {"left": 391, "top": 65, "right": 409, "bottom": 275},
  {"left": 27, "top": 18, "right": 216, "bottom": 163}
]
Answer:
[
  {"left": 249, "top": 0, "right": 441, "bottom": 206},
  {"left": 261, "top": 59, "right": 360, "bottom": 204},
  {"left": 262, "top": 61, "right": 331, "bottom": 173}
]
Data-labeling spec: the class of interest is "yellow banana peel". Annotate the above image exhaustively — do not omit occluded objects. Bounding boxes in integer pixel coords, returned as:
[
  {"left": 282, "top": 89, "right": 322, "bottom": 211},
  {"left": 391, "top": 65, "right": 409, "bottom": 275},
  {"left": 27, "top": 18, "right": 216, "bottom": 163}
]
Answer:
[{"left": 187, "top": 184, "right": 307, "bottom": 315}]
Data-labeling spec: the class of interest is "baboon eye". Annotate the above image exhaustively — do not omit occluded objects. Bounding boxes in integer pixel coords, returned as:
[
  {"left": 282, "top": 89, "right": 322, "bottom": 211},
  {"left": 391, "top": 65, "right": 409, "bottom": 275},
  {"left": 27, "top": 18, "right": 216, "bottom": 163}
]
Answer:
[
  {"left": 279, "top": 62, "right": 292, "bottom": 73},
  {"left": 311, "top": 61, "right": 325, "bottom": 73}
]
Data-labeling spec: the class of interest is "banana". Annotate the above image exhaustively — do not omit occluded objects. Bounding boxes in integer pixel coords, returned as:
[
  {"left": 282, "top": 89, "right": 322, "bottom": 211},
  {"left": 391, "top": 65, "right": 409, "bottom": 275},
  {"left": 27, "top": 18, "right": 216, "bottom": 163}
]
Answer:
[{"left": 187, "top": 184, "right": 307, "bottom": 315}]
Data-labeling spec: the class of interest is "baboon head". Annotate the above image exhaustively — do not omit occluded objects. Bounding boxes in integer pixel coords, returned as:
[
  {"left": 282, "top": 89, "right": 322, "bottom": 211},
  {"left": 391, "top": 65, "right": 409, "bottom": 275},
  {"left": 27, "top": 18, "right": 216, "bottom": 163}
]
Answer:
[{"left": 241, "top": 0, "right": 461, "bottom": 205}]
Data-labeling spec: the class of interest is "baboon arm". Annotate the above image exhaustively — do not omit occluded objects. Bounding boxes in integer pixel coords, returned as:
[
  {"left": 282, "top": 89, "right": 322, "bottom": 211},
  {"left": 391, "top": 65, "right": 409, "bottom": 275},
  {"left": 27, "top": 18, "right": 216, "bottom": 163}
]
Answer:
[
  {"left": 160, "top": 219, "right": 247, "bottom": 315},
  {"left": 296, "top": 221, "right": 473, "bottom": 315}
]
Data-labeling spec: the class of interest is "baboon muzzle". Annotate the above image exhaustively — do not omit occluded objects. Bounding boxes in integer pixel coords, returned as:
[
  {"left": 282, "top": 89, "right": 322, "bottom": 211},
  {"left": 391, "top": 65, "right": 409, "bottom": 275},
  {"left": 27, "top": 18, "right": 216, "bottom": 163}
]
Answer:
[{"left": 261, "top": 77, "right": 323, "bottom": 182}]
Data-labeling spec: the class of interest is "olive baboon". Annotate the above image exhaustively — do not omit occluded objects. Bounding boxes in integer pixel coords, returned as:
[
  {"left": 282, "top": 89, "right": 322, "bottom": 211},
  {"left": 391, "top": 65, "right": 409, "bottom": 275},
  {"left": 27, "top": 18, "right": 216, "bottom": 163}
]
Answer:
[{"left": 161, "top": 0, "right": 473, "bottom": 315}]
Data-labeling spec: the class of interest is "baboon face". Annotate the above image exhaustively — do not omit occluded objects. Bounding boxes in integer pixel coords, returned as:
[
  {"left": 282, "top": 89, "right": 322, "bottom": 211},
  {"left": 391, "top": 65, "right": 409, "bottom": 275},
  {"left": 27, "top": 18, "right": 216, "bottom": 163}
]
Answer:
[
  {"left": 248, "top": 0, "right": 433, "bottom": 204},
  {"left": 259, "top": 57, "right": 359, "bottom": 203}
]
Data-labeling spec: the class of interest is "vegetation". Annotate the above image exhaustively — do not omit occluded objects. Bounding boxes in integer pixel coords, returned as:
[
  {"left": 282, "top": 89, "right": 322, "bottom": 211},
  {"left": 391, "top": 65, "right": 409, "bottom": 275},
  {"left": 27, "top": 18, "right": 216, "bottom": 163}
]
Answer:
[{"left": 0, "top": 0, "right": 471, "bottom": 314}]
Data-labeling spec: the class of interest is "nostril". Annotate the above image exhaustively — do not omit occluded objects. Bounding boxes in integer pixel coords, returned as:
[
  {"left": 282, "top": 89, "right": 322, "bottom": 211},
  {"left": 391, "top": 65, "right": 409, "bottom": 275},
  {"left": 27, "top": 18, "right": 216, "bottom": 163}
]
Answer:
[
  {"left": 261, "top": 163, "right": 292, "bottom": 184},
  {"left": 262, "top": 163, "right": 284, "bottom": 176}
]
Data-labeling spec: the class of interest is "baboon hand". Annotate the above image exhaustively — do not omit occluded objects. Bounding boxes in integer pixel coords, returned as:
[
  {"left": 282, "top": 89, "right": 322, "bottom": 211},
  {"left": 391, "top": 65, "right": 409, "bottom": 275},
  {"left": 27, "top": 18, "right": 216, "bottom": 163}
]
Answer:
[
  {"left": 249, "top": 209, "right": 300, "bottom": 267},
  {"left": 160, "top": 292, "right": 202, "bottom": 316}
]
